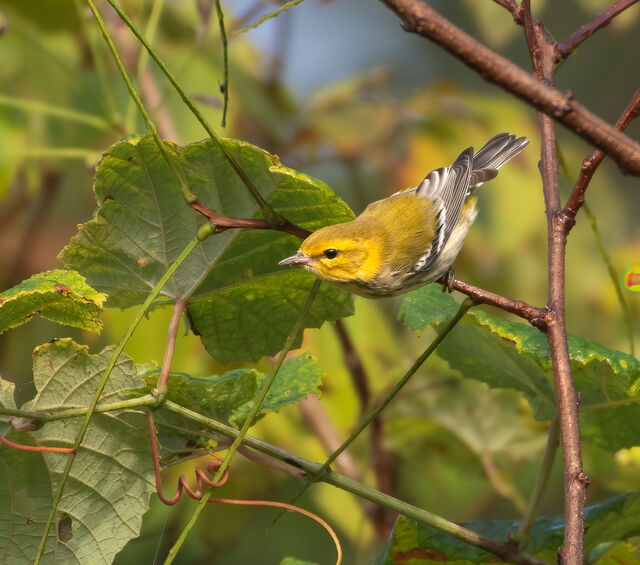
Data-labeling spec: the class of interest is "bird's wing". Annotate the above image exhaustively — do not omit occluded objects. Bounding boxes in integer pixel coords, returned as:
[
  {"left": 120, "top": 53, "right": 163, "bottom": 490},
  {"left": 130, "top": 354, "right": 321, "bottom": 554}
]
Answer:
[{"left": 415, "top": 147, "right": 473, "bottom": 269}]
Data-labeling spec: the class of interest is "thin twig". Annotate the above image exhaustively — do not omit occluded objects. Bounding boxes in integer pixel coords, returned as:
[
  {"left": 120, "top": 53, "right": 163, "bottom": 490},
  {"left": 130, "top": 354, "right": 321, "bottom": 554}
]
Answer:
[
  {"left": 235, "top": 0, "right": 307, "bottom": 34},
  {"left": 379, "top": 0, "right": 640, "bottom": 175},
  {"left": 555, "top": 0, "right": 640, "bottom": 60},
  {"left": 563, "top": 84, "right": 640, "bottom": 221},
  {"left": 582, "top": 202, "right": 635, "bottom": 356},
  {"left": 299, "top": 396, "right": 362, "bottom": 481},
  {"left": 156, "top": 299, "right": 185, "bottom": 396},
  {"left": 522, "top": 2, "right": 587, "bottom": 562},
  {"left": 190, "top": 199, "right": 311, "bottom": 239},
  {"left": 214, "top": 0, "right": 229, "bottom": 127},
  {"left": 518, "top": 416, "right": 559, "bottom": 545}
]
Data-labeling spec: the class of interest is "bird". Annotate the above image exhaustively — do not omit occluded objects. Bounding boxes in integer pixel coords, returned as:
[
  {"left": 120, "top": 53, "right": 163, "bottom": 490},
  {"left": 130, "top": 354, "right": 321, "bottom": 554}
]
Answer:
[{"left": 279, "top": 133, "right": 528, "bottom": 297}]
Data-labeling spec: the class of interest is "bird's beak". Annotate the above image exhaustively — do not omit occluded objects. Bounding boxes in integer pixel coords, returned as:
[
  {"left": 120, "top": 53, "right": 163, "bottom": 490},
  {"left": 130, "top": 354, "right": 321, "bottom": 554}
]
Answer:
[{"left": 279, "top": 251, "right": 311, "bottom": 266}]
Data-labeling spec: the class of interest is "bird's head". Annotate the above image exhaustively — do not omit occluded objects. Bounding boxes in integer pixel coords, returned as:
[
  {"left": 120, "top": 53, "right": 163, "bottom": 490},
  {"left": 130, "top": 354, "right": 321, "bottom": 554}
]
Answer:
[{"left": 279, "top": 222, "right": 382, "bottom": 285}]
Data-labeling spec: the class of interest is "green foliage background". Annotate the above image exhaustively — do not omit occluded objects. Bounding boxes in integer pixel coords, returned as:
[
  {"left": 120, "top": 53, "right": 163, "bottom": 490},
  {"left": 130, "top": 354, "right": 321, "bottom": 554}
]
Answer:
[{"left": 0, "top": 0, "right": 638, "bottom": 563}]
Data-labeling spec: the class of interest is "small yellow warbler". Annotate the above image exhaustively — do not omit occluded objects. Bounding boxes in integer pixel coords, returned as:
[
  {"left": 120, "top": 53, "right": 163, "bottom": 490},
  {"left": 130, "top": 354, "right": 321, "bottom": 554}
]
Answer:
[{"left": 279, "top": 133, "right": 528, "bottom": 297}]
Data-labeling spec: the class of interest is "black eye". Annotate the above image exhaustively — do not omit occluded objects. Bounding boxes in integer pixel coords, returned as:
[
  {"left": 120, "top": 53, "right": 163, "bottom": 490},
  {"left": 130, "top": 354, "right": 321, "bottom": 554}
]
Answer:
[{"left": 323, "top": 248, "right": 339, "bottom": 259}]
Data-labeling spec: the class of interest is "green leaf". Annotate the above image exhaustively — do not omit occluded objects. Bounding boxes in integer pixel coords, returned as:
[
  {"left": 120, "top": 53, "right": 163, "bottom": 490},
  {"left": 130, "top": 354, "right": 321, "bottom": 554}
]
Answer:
[
  {"left": 0, "top": 339, "right": 154, "bottom": 564},
  {"left": 230, "top": 353, "right": 324, "bottom": 426},
  {"left": 583, "top": 493, "right": 640, "bottom": 554},
  {"left": 144, "top": 353, "right": 324, "bottom": 429},
  {"left": 60, "top": 135, "right": 354, "bottom": 363},
  {"left": 398, "top": 283, "right": 461, "bottom": 333},
  {"left": 400, "top": 295, "right": 640, "bottom": 450},
  {"left": 188, "top": 274, "right": 352, "bottom": 364},
  {"left": 588, "top": 539, "right": 640, "bottom": 565},
  {"left": 380, "top": 492, "right": 640, "bottom": 564},
  {"left": 0, "top": 270, "right": 106, "bottom": 335}
]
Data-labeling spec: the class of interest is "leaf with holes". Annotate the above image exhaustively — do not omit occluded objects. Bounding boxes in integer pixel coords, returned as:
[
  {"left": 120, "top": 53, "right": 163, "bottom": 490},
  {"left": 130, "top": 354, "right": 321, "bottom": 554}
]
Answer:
[
  {"left": 0, "top": 339, "right": 153, "bottom": 564},
  {"left": 59, "top": 135, "right": 354, "bottom": 363},
  {"left": 0, "top": 270, "right": 106, "bottom": 335}
]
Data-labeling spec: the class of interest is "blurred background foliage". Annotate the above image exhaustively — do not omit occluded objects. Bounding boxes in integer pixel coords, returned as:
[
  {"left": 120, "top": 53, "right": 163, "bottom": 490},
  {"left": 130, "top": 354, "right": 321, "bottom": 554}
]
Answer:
[{"left": 0, "top": 0, "right": 638, "bottom": 563}]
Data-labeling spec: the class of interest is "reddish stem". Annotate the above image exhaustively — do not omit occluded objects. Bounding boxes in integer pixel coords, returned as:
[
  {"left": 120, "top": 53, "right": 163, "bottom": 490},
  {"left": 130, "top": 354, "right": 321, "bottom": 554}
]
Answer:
[{"left": 0, "top": 434, "right": 75, "bottom": 454}]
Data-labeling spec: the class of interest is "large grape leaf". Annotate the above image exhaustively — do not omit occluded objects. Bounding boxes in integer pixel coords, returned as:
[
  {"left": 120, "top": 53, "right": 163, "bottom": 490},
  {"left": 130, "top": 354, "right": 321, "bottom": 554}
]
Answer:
[
  {"left": 0, "top": 339, "right": 154, "bottom": 564},
  {"left": 59, "top": 135, "right": 355, "bottom": 363},
  {"left": 379, "top": 492, "right": 640, "bottom": 565},
  {"left": 400, "top": 288, "right": 640, "bottom": 450},
  {"left": 0, "top": 270, "right": 106, "bottom": 335}
]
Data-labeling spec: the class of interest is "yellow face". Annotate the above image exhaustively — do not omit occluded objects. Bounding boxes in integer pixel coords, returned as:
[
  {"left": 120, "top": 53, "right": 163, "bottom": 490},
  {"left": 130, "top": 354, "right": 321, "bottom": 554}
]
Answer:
[{"left": 279, "top": 222, "right": 382, "bottom": 285}]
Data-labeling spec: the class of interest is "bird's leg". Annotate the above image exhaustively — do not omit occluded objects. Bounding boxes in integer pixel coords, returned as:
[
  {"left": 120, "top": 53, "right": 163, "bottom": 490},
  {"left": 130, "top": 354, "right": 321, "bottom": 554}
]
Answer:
[{"left": 439, "top": 268, "right": 455, "bottom": 293}]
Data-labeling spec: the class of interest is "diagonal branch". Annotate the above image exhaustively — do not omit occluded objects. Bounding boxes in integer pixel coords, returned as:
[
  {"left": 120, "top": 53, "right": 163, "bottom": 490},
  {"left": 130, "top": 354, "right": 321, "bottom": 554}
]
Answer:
[
  {"left": 379, "top": 0, "right": 640, "bottom": 175},
  {"left": 563, "top": 84, "right": 640, "bottom": 221},
  {"left": 555, "top": 0, "right": 640, "bottom": 60}
]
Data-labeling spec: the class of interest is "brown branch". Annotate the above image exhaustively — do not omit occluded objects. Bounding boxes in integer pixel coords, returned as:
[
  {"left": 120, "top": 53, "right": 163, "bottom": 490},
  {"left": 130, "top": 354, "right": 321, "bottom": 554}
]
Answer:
[
  {"left": 299, "top": 396, "right": 362, "bottom": 481},
  {"left": 334, "top": 319, "right": 371, "bottom": 411},
  {"left": 450, "top": 279, "right": 548, "bottom": 328},
  {"left": 522, "top": 2, "right": 586, "bottom": 563},
  {"left": 190, "top": 199, "right": 311, "bottom": 239},
  {"left": 564, "top": 84, "right": 640, "bottom": 221},
  {"left": 491, "top": 0, "right": 523, "bottom": 22},
  {"left": 379, "top": 0, "right": 640, "bottom": 175},
  {"left": 332, "top": 319, "right": 397, "bottom": 538},
  {"left": 555, "top": 0, "right": 640, "bottom": 61}
]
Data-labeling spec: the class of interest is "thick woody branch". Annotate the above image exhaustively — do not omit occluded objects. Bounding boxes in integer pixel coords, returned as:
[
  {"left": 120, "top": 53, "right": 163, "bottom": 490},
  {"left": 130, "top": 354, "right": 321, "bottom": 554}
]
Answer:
[
  {"left": 522, "top": 2, "right": 586, "bottom": 562},
  {"left": 556, "top": 0, "right": 640, "bottom": 61},
  {"left": 379, "top": 0, "right": 640, "bottom": 175}
]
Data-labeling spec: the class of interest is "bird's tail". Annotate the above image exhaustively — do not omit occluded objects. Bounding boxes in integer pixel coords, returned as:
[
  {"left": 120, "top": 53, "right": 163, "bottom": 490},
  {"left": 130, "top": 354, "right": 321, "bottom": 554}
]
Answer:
[{"left": 469, "top": 133, "right": 528, "bottom": 187}]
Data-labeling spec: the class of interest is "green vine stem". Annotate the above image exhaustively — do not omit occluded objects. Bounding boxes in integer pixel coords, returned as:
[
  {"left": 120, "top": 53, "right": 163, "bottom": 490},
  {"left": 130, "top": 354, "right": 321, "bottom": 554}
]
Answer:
[
  {"left": 124, "top": 0, "right": 165, "bottom": 131},
  {"left": 162, "top": 279, "right": 322, "bottom": 565},
  {"left": 582, "top": 201, "right": 635, "bottom": 356},
  {"left": 103, "top": 0, "right": 284, "bottom": 228},
  {"left": 33, "top": 235, "right": 204, "bottom": 564},
  {"left": 279, "top": 297, "right": 474, "bottom": 520},
  {"left": 214, "top": 0, "right": 229, "bottom": 127},
  {"left": 73, "top": 0, "right": 121, "bottom": 127},
  {"left": 0, "top": 94, "right": 114, "bottom": 132},
  {"left": 236, "top": 0, "right": 307, "bottom": 34},
  {"left": 4, "top": 357, "right": 546, "bottom": 564},
  {"left": 84, "top": 0, "right": 196, "bottom": 204},
  {"left": 160, "top": 400, "right": 547, "bottom": 565}
]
